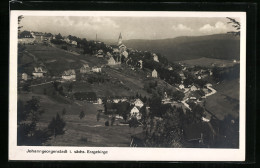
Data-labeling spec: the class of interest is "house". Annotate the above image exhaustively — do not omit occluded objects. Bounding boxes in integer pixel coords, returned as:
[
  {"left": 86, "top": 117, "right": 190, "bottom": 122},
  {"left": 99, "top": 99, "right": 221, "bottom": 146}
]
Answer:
[
  {"left": 122, "top": 51, "right": 128, "bottom": 58},
  {"left": 92, "top": 66, "right": 102, "bottom": 73},
  {"left": 168, "top": 66, "right": 173, "bottom": 71},
  {"left": 80, "top": 64, "right": 90, "bottom": 74},
  {"left": 21, "top": 73, "right": 28, "bottom": 81},
  {"left": 18, "top": 31, "right": 35, "bottom": 44},
  {"left": 138, "top": 60, "right": 143, "bottom": 69},
  {"left": 97, "top": 98, "right": 103, "bottom": 104},
  {"left": 190, "top": 85, "right": 198, "bottom": 91},
  {"left": 130, "top": 106, "right": 142, "bottom": 120},
  {"left": 179, "top": 84, "right": 185, "bottom": 90},
  {"left": 32, "top": 67, "right": 46, "bottom": 78},
  {"left": 107, "top": 56, "right": 116, "bottom": 66},
  {"left": 132, "top": 98, "right": 144, "bottom": 108},
  {"left": 153, "top": 53, "right": 159, "bottom": 62},
  {"left": 179, "top": 71, "right": 186, "bottom": 80},
  {"left": 152, "top": 69, "right": 158, "bottom": 78},
  {"left": 62, "top": 69, "right": 76, "bottom": 81},
  {"left": 96, "top": 50, "right": 104, "bottom": 58},
  {"left": 71, "top": 40, "right": 77, "bottom": 46}
]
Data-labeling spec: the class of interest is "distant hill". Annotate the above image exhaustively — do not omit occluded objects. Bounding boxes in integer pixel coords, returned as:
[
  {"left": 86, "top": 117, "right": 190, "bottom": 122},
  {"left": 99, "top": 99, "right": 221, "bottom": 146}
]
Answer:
[{"left": 122, "top": 34, "right": 240, "bottom": 62}]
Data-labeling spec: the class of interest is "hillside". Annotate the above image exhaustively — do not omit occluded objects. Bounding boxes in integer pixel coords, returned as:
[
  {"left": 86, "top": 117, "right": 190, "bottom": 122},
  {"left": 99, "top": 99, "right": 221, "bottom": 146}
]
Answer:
[{"left": 122, "top": 34, "right": 240, "bottom": 62}]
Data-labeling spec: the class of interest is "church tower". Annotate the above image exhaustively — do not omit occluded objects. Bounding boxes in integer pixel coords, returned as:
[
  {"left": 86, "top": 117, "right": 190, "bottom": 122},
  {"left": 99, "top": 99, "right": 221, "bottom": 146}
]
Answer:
[{"left": 118, "top": 32, "right": 123, "bottom": 46}]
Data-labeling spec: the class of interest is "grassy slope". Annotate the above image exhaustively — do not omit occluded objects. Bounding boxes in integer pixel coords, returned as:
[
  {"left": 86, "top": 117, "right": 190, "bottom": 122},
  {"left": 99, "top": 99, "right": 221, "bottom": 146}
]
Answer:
[
  {"left": 19, "top": 92, "right": 142, "bottom": 146},
  {"left": 205, "top": 79, "right": 239, "bottom": 120}
]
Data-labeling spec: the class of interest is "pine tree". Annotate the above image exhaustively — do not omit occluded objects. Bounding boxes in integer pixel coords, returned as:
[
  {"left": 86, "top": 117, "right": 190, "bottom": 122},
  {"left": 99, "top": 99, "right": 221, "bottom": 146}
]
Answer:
[
  {"left": 79, "top": 110, "right": 85, "bottom": 119},
  {"left": 48, "top": 113, "right": 66, "bottom": 137}
]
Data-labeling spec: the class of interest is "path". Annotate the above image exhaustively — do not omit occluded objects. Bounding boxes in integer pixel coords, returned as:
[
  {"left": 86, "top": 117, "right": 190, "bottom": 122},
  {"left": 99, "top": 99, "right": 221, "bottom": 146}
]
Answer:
[{"left": 29, "top": 81, "right": 54, "bottom": 87}]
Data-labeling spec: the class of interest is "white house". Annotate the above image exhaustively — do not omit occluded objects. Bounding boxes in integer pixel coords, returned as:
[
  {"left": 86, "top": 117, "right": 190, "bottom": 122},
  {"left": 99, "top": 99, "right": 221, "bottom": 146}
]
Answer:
[
  {"left": 133, "top": 98, "right": 144, "bottom": 108},
  {"left": 153, "top": 53, "right": 159, "bottom": 62},
  {"left": 138, "top": 60, "right": 143, "bottom": 69},
  {"left": 32, "top": 67, "right": 46, "bottom": 78},
  {"left": 152, "top": 69, "right": 158, "bottom": 78},
  {"left": 96, "top": 50, "right": 104, "bottom": 58},
  {"left": 190, "top": 85, "right": 198, "bottom": 91},
  {"left": 130, "top": 106, "right": 141, "bottom": 120},
  {"left": 22, "top": 73, "right": 28, "bottom": 81},
  {"left": 62, "top": 69, "right": 76, "bottom": 81},
  {"left": 80, "top": 64, "right": 90, "bottom": 74},
  {"left": 122, "top": 50, "right": 128, "bottom": 58},
  {"left": 179, "top": 71, "right": 186, "bottom": 80},
  {"left": 71, "top": 40, "right": 77, "bottom": 46},
  {"left": 97, "top": 98, "right": 103, "bottom": 104},
  {"left": 107, "top": 56, "right": 116, "bottom": 66},
  {"left": 179, "top": 84, "right": 185, "bottom": 90},
  {"left": 92, "top": 66, "right": 102, "bottom": 73}
]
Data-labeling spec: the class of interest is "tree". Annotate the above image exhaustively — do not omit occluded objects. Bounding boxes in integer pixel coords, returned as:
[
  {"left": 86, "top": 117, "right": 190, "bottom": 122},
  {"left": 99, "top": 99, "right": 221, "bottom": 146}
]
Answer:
[
  {"left": 111, "top": 116, "right": 115, "bottom": 126},
  {"left": 143, "top": 107, "right": 183, "bottom": 147},
  {"left": 17, "top": 97, "right": 48, "bottom": 145},
  {"left": 62, "top": 108, "right": 67, "bottom": 116},
  {"left": 48, "top": 113, "right": 66, "bottom": 137},
  {"left": 171, "top": 91, "right": 185, "bottom": 101},
  {"left": 96, "top": 112, "right": 101, "bottom": 122},
  {"left": 79, "top": 110, "right": 85, "bottom": 119},
  {"left": 129, "top": 117, "right": 139, "bottom": 132},
  {"left": 55, "top": 33, "right": 63, "bottom": 40},
  {"left": 105, "top": 120, "right": 109, "bottom": 126},
  {"left": 226, "top": 17, "right": 240, "bottom": 36},
  {"left": 68, "top": 83, "right": 73, "bottom": 92},
  {"left": 18, "top": 15, "right": 24, "bottom": 33}
]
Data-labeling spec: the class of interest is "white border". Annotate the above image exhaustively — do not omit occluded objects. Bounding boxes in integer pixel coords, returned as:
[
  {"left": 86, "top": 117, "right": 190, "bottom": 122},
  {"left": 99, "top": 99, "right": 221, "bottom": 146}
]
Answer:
[{"left": 9, "top": 11, "right": 246, "bottom": 161}]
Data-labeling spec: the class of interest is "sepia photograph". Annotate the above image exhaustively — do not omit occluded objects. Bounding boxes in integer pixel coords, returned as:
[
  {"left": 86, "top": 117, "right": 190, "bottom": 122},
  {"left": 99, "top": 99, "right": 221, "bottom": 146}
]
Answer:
[{"left": 9, "top": 11, "right": 246, "bottom": 161}]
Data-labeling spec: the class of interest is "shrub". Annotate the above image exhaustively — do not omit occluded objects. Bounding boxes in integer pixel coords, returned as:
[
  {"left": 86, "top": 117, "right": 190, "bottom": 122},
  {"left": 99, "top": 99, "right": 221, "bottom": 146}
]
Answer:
[{"left": 105, "top": 120, "right": 109, "bottom": 126}]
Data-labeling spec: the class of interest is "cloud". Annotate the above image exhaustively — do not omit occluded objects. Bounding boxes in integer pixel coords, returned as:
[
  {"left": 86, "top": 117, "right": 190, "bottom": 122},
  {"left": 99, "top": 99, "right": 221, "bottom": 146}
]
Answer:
[
  {"left": 199, "top": 21, "right": 227, "bottom": 33},
  {"left": 53, "top": 16, "right": 120, "bottom": 31},
  {"left": 172, "top": 24, "right": 193, "bottom": 32}
]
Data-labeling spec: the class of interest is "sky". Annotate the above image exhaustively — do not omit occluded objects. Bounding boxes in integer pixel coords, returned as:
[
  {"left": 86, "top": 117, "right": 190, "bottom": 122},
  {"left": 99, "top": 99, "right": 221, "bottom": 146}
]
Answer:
[{"left": 20, "top": 16, "right": 238, "bottom": 41}]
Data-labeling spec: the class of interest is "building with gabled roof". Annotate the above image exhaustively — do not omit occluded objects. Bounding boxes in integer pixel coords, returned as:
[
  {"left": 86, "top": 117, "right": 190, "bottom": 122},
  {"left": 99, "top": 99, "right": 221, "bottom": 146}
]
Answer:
[
  {"left": 32, "top": 67, "right": 46, "bottom": 78},
  {"left": 130, "top": 106, "right": 142, "bottom": 120},
  {"left": 152, "top": 69, "right": 158, "bottom": 78},
  {"left": 62, "top": 69, "right": 76, "bottom": 81},
  {"left": 80, "top": 64, "right": 90, "bottom": 74}
]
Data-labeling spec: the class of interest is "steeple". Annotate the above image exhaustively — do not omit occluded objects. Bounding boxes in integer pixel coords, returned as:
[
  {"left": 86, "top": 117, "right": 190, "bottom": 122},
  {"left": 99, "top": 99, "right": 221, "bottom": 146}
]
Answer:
[{"left": 118, "top": 32, "right": 123, "bottom": 46}]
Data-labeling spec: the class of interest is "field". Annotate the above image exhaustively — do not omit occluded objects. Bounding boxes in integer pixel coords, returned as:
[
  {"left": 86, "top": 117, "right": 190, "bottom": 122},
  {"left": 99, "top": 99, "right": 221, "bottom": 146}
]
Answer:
[
  {"left": 205, "top": 79, "right": 239, "bottom": 120},
  {"left": 18, "top": 92, "right": 142, "bottom": 146},
  {"left": 177, "top": 57, "right": 236, "bottom": 68}
]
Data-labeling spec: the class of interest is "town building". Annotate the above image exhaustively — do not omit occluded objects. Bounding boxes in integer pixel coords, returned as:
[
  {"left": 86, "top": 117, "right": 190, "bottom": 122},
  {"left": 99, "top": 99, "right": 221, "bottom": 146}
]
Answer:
[
  {"left": 138, "top": 60, "right": 143, "bottom": 69},
  {"left": 32, "top": 67, "right": 46, "bottom": 79},
  {"left": 62, "top": 69, "right": 76, "bottom": 81},
  {"left": 80, "top": 64, "right": 91, "bottom": 74},
  {"left": 153, "top": 53, "right": 159, "bottom": 62},
  {"left": 96, "top": 50, "right": 104, "bottom": 58},
  {"left": 22, "top": 73, "right": 28, "bottom": 81},
  {"left": 92, "top": 66, "right": 102, "bottom": 73},
  {"left": 179, "top": 84, "right": 185, "bottom": 90},
  {"left": 71, "top": 40, "right": 77, "bottom": 46},
  {"left": 130, "top": 106, "right": 142, "bottom": 120},
  {"left": 132, "top": 98, "right": 144, "bottom": 108},
  {"left": 190, "top": 85, "right": 198, "bottom": 91},
  {"left": 107, "top": 56, "right": 116, "bottom": 66},
  {"left": 152, "top": 69, "right": 158, "bottom": 78}
]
